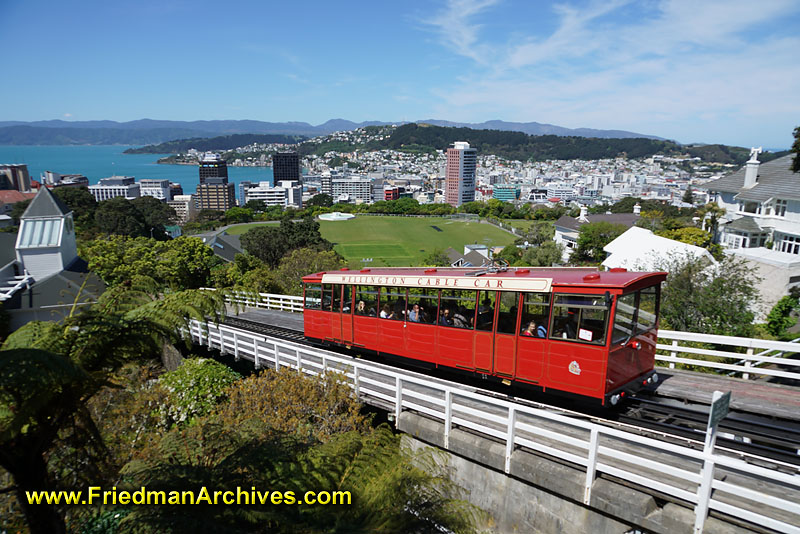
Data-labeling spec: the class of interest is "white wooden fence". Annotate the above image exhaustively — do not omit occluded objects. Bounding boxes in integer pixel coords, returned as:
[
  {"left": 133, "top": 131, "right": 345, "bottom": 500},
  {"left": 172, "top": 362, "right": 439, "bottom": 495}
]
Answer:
[{"left": 188, "top": 319, "right": 800, "bottom": 534}]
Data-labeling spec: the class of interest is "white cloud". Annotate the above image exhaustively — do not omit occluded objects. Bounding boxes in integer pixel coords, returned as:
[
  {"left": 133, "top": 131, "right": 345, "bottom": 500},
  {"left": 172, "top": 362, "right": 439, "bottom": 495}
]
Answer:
[
  {"left": 426, "top": 0, "right": 800, "bottom": 145},
  {"left": 422, "top": 0, "right": 501, "bottom": 64}
]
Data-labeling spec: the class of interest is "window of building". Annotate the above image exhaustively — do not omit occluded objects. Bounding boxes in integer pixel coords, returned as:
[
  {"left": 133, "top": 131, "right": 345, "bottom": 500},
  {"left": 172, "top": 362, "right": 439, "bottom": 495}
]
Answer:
[
  {"left": 738, "top": 201, "right": 761, "bottom": 215},
  {"left": 18, "top": 218, "right": 62, "bottom": 248},
  {"left": 779, "top": 235, "right": 800, "bottom": 255},
  {"left": 775, "top": 199, "right": 788, "bottom": 217}
]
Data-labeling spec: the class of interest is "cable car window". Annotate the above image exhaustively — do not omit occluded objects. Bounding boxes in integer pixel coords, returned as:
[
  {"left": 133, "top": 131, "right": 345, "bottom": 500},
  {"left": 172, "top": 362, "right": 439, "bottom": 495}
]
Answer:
[
  {"left": 379, "top": 286, "right": 407, "bottom": 320},
  {"left": 440, "top": 289, "right": 476, "bottom": 329},
  {"left": 304, "top": 284, "right": 322, "bottom": 310},
  {"left": 476, "top": 291, "right": 496, "bottom": 331},
  {"left": 550, "top": 294, "right": 609, "bottom": 345},
  {"left": 612, "top": 292, "right": 637, "bottom": 344},
  {"left": 331, "top": 284, "right": 342, "bottom": 313},
  {"left": 520, "top": 293, "right": 550, "bottom": 338},
  {"left": 408, "top": 287, "right": 438, "bottom": 324},
  {"left": 342, "top": 285, "right": 353, "bottom": 314},
  {"left": 355, "top": 285, "right": 378, "bottom": 316},
  {"left": 496, "top": 292, "right": 520, "bottom": 335},
  {"left": 636, "top": 286, "right": 659, "bottom": 333},
  {"left": 322, "top": 284, "right": 333, "bottom": 311}
]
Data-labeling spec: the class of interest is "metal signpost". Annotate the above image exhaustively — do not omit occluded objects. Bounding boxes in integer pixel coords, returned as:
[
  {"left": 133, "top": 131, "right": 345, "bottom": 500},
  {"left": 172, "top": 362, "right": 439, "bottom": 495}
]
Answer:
[{"left": 694, "top": 390, "right": 731, "bottom": 534}]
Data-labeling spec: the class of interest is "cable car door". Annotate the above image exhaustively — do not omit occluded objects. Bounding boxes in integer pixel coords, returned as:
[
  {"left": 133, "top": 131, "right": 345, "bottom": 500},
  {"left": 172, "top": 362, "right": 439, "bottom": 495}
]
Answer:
[
  {"left": 492, "top": 292, "right": 519, "bottom": 377},
  {"left": 341, "top": 285, "right": 354, "bottom": 344},
  {"left": 330, "top": 284, "right": 342, "bottom": 341}
]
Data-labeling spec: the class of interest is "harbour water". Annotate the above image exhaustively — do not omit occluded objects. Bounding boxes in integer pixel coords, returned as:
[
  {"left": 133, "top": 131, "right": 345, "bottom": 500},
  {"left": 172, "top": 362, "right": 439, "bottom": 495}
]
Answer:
[{"left": 0, "top": 145, "right": 274, "bottom": 195}]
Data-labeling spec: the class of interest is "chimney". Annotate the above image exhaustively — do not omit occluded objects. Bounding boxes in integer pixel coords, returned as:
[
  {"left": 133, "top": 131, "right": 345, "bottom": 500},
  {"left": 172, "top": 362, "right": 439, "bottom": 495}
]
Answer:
[
  {"left": 633, "top": 203, "right": 641, "bottom": 215},
  {"left": 743, "top": 147, "right": 762, "bottom": 189},
  {"left": 578, "top": 205, "right": 589, "bottom": 222}
]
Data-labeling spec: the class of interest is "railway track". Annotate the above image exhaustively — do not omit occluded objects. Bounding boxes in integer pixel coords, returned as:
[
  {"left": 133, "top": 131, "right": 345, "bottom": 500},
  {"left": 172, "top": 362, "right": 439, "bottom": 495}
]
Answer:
[{"left": 214, "top": 316, "right": 800, "bottom": 470}]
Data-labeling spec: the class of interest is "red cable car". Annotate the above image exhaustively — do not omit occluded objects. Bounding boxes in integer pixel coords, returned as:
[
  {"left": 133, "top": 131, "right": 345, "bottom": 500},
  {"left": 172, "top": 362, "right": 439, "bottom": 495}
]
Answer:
[{"left": 302, "top": 266, "right": 666, "bottom": 405}]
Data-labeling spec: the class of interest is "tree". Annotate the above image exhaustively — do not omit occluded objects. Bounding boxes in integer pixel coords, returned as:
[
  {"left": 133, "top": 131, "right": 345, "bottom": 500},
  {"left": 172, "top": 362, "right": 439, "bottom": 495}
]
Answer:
[
  {"left": 9, "top": 199, "right": 31, "bottom": 224},
  {"left": 682, "top": 186, "right": 694, "bottom": 204},
  {"left": 520, "top": 241, "right": 563, "bottom": 267},
  {"left": 240, "top": 217, "right": 332, "bottom": 268},
  {"left": 53, "top": 186, "right": 97, "bottom": 234},
  {"left": 697, "top": 202, "right": 726, "bottom": 240},
  {"left": 224, "top": 206, "right": 253, "bottom": 224},
  {"left": 656, "top": 227, "right": 712, "bottom": 248},
  {"left": 95, "top": 197, "right": 148, "bottom": 237},
  {"left": 274, "top": 248, "right": 344, "bottom": 295},
  {"left": 658, "top": 255, "right": 761, "bottom": 337},
  {"left": 792, "top": 126, "right": 800, "bottom": 173},
  {"left": 572, "top": 222, "right": 627, "bottom": 263},
  {"left": 243, "top": 199, "right": 267, "bottom": 212},
  {"left": 132, "top": 195, "right": 176, "bottom": 239},
  {"left": 422, "top": 248, "right": 451, "bottom": 267},
  {"left": 306, "top": 193, "right": 333, "bottom": 208},
  {"left": 518, "top": 221, "right": 554, "bottom": 246},
  {"left": 81, "top": 236, "right": 220, "bottom": 289},
  {"left": 159, "top": 358, "right": 240, "bottom": 425},
  {"left": 765, "top": 294, "right": 800, "bottom": 336},
  {"left": 0, "top": 283, "right": 226, "bottom": 533}
]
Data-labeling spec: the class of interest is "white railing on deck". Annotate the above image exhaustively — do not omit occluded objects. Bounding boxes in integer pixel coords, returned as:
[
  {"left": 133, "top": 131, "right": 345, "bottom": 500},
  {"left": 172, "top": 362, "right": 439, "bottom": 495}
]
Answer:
[
  {"left": 657, "top": 330, "right": 800, "bottom": 381},
  {"left": 213, "top": 291, "right": 800, "bottom": 382},
  {"left": 187, "top": 319, "right": 800, "bottom": 534}
]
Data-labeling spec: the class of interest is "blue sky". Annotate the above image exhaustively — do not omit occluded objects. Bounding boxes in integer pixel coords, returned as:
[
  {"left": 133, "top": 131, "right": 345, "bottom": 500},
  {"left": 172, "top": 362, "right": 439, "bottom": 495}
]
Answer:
[{"left": 1, "top": 0, "right": 798, "bottom": 148}]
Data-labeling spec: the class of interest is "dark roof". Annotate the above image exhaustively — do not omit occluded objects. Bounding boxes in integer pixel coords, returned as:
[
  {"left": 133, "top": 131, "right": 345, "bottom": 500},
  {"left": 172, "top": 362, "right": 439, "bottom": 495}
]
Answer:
[
  {"left": 0, "top": 232, "right": 17, "bottom": 266},
  {"left": 701, "top": 155, "right": 799, "bottom": 202},
  {"left": 554, "top": 213, "right": 640, "bottom": 232},
  {"left": 210, "top": 232, "right": 244, "bottom": 262},
  {"left": 724, "top": 216, "right": 763, "bottom": 233},
  {"left": 4, "top": 257, "right": 105, "bottom": 312},
  {"left": 22, "top": 186, "right": 71, "bottom": 218}
]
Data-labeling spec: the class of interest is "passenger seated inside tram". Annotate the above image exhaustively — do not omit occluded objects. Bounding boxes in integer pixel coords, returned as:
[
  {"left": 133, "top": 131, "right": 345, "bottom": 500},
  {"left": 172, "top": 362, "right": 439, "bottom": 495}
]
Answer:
[
  {"left": 452, "top": 307, "right": 470, "bottom": 329},
  {"left": 380, "top": 304, "right": 394, "bottom": 319},
  {"left": 408, "top": 303, "right": 422, "bottom": 322},
  {"left": 439, "top": 308, "right": 453, "bottom": 326},
  {"left": 393, "top": 300, "right": 406, "bottom": 320},
  {"left": 521, "top": 320, "right": 547, "bottom": 338},
  {"left": 355, "top": 300, "right": 367, "bottom": 315}
]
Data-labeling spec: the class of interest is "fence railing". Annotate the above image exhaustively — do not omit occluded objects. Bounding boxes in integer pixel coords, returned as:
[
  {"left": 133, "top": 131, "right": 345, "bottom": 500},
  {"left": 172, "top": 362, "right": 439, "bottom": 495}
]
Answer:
[
  {"left": 188, "top": 319, "right": 800, "bottom": 534},
  {"left": 657, "top": 330, "right": 800, "bottom": 381},
  {"left": 224, "top": 291, "right": 800, "bottom": 383}
]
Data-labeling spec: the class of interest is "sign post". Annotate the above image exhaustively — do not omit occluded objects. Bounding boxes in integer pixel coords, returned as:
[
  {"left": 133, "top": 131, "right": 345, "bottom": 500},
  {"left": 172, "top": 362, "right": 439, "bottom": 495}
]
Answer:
[{"left": 693, "top": 390, "right": 731, "bottom": 534}]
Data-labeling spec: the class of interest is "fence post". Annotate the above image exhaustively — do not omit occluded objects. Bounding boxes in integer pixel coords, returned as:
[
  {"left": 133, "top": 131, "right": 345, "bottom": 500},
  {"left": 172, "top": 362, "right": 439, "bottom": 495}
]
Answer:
[
  {"left": 395, "top": 377, "right": 402, "bottom": 423},
  {"left": 444, "top": 390, "right": 453, "bottom": 449},
  {"left": 233, "top": 331, "right": 239, "bottom": 361},
  {"left": 584, "top": 428, "right": 599, "bottom": 505},
  {"left": 670, "top": 340, "right": 678, "bottom": 369},
  {"left": 505, "top": 407, "right": 517, "bottom": 474},
  {"left": 353, "top": 366, "right": 360, "bottom": 399},
  {"left": 253, "top": 337, "right": 261, "bottom": 370},
  {"left": 743, "top": 347, "right": 753, "bottom": 380}
]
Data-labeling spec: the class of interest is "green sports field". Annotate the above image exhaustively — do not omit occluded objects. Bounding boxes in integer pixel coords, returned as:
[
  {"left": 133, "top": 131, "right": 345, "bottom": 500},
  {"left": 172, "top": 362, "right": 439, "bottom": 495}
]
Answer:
[{"left": 318, "top": 216, "right": 516, "bottom": 266}]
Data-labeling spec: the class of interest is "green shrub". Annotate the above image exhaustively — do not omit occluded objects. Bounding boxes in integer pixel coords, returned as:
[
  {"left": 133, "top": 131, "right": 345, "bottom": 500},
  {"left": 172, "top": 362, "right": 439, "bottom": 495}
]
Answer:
[{"left": 159, "top": 358, "right": 240, "bottom": 425}]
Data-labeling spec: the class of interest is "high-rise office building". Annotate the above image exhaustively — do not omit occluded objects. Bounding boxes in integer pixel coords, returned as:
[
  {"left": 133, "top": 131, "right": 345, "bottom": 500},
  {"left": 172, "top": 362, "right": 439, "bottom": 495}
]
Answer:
[
  {"left": 273, "top": 151, "right": 301, "bottom": 183},
  {"left": 0, "top": 164, "right": 32, "bottom": 192},
  {"left": 197, "top": 179, "right": 236, "bottom": 211},
  {"left": 197, "top": 153, "right": 234, "bottom": 211},
  {"left": 138, "top": 179, "right": 172, "bottom": 201},
  {"left": 198, "top": 153, "right": 228, "bottom": 185},
  {"left": 89, "top": 176, "right": 140, "bottom": 202},
  {"left": 445, "top": 142, "right": 477, "bottom": 207}
]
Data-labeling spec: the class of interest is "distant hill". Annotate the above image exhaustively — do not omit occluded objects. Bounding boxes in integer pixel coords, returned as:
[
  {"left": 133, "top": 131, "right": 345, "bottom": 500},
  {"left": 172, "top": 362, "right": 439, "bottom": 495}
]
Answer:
[
  {"left": 124, "top": 134, "right": 307, "bottom": 154},
  {"left": 355, "top": 123, "right": 677, "bottom": 162},
  {"left": 0, "top": 118, "right": 662, "bottom": 145}
]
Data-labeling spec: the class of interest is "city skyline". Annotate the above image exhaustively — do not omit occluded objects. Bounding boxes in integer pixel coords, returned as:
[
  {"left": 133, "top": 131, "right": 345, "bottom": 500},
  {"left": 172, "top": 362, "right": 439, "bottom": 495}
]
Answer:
[{"left": 1, "top": 0, "right": 798, "bottom": 149}]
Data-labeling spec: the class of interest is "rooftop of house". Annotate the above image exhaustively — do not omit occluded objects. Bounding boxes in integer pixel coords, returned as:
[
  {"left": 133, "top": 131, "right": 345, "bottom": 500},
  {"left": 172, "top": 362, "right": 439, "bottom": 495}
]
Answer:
[
  {"left": 555, "top": 212, "right": 640, "bottom": 232},
  {"left": 21, "top": 186, "right": 71, "bottom": 218},
  {"left": 701, "top": 155, "right": 799, "bottom": 202}
]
